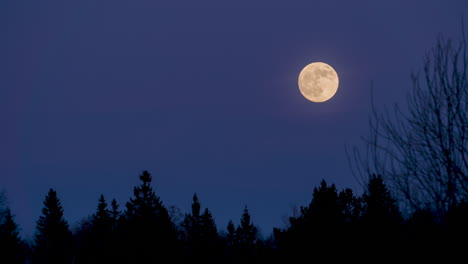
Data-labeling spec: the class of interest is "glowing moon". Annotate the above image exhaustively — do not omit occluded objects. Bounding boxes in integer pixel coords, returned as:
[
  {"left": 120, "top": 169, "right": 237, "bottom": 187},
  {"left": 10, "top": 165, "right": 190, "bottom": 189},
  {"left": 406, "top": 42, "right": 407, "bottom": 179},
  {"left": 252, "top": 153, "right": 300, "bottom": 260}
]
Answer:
[{"left": 298, "top": 62, "right": 339, "bottom": 103}]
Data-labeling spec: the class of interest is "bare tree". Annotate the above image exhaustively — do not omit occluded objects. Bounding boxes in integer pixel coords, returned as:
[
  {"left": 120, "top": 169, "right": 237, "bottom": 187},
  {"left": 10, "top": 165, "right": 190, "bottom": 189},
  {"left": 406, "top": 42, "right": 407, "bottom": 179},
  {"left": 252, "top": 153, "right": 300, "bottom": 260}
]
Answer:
[{"left": 347, "top": 28, "right": 468, "bottom": 217}]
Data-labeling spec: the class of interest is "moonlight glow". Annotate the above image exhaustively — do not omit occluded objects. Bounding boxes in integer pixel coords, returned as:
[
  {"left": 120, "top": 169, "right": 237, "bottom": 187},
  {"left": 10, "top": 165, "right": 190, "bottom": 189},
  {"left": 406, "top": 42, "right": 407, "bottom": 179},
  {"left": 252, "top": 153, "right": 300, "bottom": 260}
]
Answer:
[{"left": 298, "top": 62, "right": 339, "bottom": 103}]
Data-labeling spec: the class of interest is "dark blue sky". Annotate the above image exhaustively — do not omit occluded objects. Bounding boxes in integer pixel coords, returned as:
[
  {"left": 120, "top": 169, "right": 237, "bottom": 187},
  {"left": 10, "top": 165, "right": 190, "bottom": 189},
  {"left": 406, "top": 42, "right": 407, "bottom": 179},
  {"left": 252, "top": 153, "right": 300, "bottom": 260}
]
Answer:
[{"left": 2, "top": 0, "right": 466, "bottom": 239}]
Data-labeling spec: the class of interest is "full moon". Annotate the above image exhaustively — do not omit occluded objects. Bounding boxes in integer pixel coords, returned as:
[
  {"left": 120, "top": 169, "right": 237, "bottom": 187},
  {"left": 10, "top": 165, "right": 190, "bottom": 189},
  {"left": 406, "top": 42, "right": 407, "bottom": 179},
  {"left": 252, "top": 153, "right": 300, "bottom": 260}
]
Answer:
[{"left": 298, "top": 62, "right": 339, "bottom": 103}]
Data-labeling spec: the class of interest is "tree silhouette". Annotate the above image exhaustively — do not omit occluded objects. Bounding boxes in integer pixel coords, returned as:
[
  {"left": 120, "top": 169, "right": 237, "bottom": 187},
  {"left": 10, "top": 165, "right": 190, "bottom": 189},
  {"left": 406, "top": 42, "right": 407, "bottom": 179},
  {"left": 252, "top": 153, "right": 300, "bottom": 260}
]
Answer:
[
  {"left": 361, "top": 174, "right": 403, "bottom": 251},
  {"left": 235, "top": 206, "right": 258, "bottom": 263},
  {"left": 348, "top": 29, "right": 468, "bottom": 216},
  {"left": 236, "top": 206, "right": 257, "bottom": 248},
  {"left": 122, "top": 170, "right": 180, "bottom": 263},
  {"left": 274, "top": 180, "right": 351, "bottom": 260},
  {"left": 33, "top": 189, "right": 72, "bottom": 264},
  {"left": 362, "top": 174, "right": 402, "bottom": 225},
  {"left": 91, "top": 195, "right": 112, "bottom": 230},
  {"left": 6, "top": 168, "right": 468, "bottom": 261},
  {"left": 181, "top": 193, "right": 219, "bottom": 263},
  {"left": 337, "top": 187, "right": 363, "bottom": 252},
  {"left": 86, "top": 195, "right": 114, "bottom": 264},
  {"left": 223, "top": 220, "right": 238, "bottom": 262},
  {"left": 338, "top": 188, "right": 362, "bottom": 224},
  {"left": 0, "top": 207, "right": 25, "bottom": 264},
  {"left": 110, "top": 198, "right": 121, "bottom": 230},
  {"left": 201, "top": 208, "right": 218, "bottom": 244}
]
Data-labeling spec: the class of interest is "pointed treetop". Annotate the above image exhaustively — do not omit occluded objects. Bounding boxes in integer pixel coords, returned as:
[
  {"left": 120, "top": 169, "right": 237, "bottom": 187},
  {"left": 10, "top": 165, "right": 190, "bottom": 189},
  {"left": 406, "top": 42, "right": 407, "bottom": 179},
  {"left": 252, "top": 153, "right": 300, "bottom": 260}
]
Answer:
[
  {"left": 363, "top": 174, "right": 402, "bottom": 224},
  {"left": 0, "top": 207, "right": 21, "bottom": 239},
  {"left": 192, "top": 193, "right": 201, "bottom": 217},
  {"left": 92, "top": 194, "right": 111, "bottom": 226},
  {"left": 139, "top": 170, "right": 152, "bottom": 184},
  {"left": 125, "top": 170, "right": 171, "bottom": 227},
  {"left": 240, "top": 206, "right": 254, "bottom": 231},
  {"left": 37, "top": 188, "right": 67, "bottom": 229},
  {"left": 0, "top": 207, "right": 24, "bottom": 264},
  {"left": 237, "top": 206, "right": 257, "bottom": 246}
]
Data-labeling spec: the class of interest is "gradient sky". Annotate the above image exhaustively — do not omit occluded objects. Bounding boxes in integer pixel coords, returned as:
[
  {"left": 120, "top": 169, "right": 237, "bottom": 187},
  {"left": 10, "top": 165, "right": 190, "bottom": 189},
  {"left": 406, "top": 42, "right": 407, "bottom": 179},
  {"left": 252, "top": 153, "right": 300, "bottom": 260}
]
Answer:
[{"left": 2, "top": 0, "right": 467, "bottom": 239}]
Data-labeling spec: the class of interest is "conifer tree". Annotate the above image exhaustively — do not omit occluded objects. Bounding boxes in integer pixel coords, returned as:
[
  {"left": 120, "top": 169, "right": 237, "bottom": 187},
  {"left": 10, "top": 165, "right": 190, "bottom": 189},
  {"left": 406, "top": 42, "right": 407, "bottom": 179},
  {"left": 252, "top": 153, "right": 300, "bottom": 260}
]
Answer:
[
  {"left": 87, "top": 195, "right": 114, "bottom": 263},
  {"left": 226, "top": 220, "right": 237, "bottom": 246},
  {"left": 275, "top": 180, "right": 344, "bottom": 260},
  {"left": 33, "top": 189, "right": 72, "bottom": 264},
  {"left": 110, "top": 198, "right": 121, "bottom": 230},
  {"left": 201, "top": 208, "right": 218, "bottom": 244},
  {"left": 182, "top": 193, "right": 202, "bottom": 247},
  {"left": 338, "top": 188, "right": 362, "bottom": 224},
  {"left": 362, "top": 174, "right": 402, "bottom": 225},
  {"left": 91, "top": 194, "right": 112, "bottom": 232},
  {"left": 182, "top": 194, "right": 219, "bottom": 262},
  {"left": 236, "top": 206, "right": 257, "bottom": 247},
  {"left": 0, "top": 208, "right": 25, "bottom": 264},
  {"left": 361, "top": 174, "right": 403, "bottom": 248},
  {"left": 123, "top": 170, "right": 179, "bottom": 263},
  {"left": 235, "top": 206, "right": 258, "bottom": 262}
]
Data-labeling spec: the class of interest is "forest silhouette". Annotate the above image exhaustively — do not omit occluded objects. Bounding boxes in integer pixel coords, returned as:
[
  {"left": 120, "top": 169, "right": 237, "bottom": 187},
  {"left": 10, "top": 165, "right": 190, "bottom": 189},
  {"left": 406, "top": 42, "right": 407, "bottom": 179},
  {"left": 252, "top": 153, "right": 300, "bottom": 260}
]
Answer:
[
  {"left": 1, "top": 27, "right": 468, "bottom": 264},
  {"left": 1, "top": 170, "right": 467, "bottom": 263}
]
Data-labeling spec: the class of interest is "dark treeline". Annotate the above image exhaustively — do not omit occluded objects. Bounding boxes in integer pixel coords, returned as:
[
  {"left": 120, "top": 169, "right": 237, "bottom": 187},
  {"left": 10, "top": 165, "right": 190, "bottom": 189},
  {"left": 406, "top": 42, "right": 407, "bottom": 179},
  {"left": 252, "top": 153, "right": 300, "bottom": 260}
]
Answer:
[{"left": 1, "top": 170, "right": 467, "bottom": 263}]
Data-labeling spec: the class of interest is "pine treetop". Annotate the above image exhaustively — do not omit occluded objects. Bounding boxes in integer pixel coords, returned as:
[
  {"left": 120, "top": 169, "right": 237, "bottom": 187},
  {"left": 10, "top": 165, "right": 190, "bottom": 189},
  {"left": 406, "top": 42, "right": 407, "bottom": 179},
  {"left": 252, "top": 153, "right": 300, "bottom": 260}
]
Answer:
[
  {"left": 35, "top": 189, "right": 70, "bottom": 236},
  {"left": 0, "top": 207, "right": 22, "bottom": 245}
]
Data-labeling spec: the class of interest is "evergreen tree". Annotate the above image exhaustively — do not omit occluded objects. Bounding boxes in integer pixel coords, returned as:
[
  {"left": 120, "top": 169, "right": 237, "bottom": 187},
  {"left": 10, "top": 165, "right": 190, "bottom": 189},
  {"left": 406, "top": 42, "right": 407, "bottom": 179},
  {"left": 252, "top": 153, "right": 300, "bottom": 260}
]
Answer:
[
  {"left": 91, "top": 195, "right": 112, "bottom": 230},
  {"left": 361, "top": 174, "right": 403, "bottom": 249},
  {"left": 110, "top": 198, "right": 121, "bottom": 230},
  {"left": 201, "top": 208, "right": 218, "bottom": 245},
  {"left": 87, "top": 195, "right": 113, "bottom": 264},
  {"left": 337, "top": 188, "right": 362, "bottom": 251},
  {"left": 33, "top": 189, "right": 72, "bottom": 264},
  {"left": 0, "top": 207, "right": 25, "bottom": 264},
  {"left": 182, "top": 194, "right": 219, "bottom": 263},
  {"left": 275, "top": 180, "right": 344, "bottom": 260},
  {"left": 235, "top": 206, "right": 258, "bottom": 262},
  {"left": 236, "top": 206, "right": 257, "bottom": 247},
  {"left": 362, "top": 174, "right": 402, "bottom": 225},
  {"left": 226, "top": 220, "right": 237, "bottom": 246},
  {"left": 122, "top": 170, "right": 179, "bottom": 263},
  {"left": 338, "top": 188, "right": 362, "bottom": 224},
  {"left": 223, "top": 220, "right": 238, "bottom": 263},
  {"left": 308, "top": 180, "right": 341, "bottom": 225},
  {"left": 182, "top": 194, "right": 201, "bottom": 245}
]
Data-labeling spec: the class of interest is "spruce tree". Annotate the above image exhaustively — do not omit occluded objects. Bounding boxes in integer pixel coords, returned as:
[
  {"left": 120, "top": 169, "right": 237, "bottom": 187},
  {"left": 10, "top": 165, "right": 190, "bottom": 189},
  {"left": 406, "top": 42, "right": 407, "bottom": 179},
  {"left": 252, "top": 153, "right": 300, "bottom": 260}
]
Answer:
[
  {"left": 362, "top": 174, "right": 402, "bottom": 225},
  {"left": 33, "top": 189, "right": 72, "bottom": 264},
  {"left": 182, "top": 194, "right": 219, "bottom": 262},
  {"left": 224, "top": 220, "right": 238, "bottom": 263},
  {"left": 110, "top": 198, "right": 121, "bottom": 230},
  {"left": 201, "top": 208, "right": 218, "bottom": 244},
  {"left": 0, "top": 208, "right": 25, "bottom": 264},
  {"left": 236, "top": 206, "right": 257, "bottom": 247},
  {"left": 308, "top": 180, "right": 341, "bottom": 225},
  {"left": 88, "top": 195, "right": 113, "bottom": 264},
  {"left": 91, "top": 194, "right": 112, "bottom": 235},
  {"left": 361, "top": 174, "right": 403, "bottom": 249},
  {"left": 123, "top": 170, "right": 179, "bottom": 263},
  {"left": 182, "top": 193, "right": 202, "bottom": 249},
  {"left": 235, "top": 206, "right": 258, "bottom": 262},
  {"left": 275, "top": 180, "right": 344, "bottom": 260},
  {"left": 226, "top": 220, "right": 237, "bottom": 246},
  {"left": 338, "top": 188, "right": 362, "bottom": 224}
]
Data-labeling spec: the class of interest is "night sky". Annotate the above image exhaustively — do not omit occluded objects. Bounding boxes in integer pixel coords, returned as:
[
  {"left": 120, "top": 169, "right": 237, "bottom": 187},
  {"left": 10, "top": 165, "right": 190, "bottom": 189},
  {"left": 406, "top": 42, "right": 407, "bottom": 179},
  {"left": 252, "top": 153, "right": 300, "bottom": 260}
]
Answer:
[{"left": 2, "top": 1, "right": 467, "bottom": 239}]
